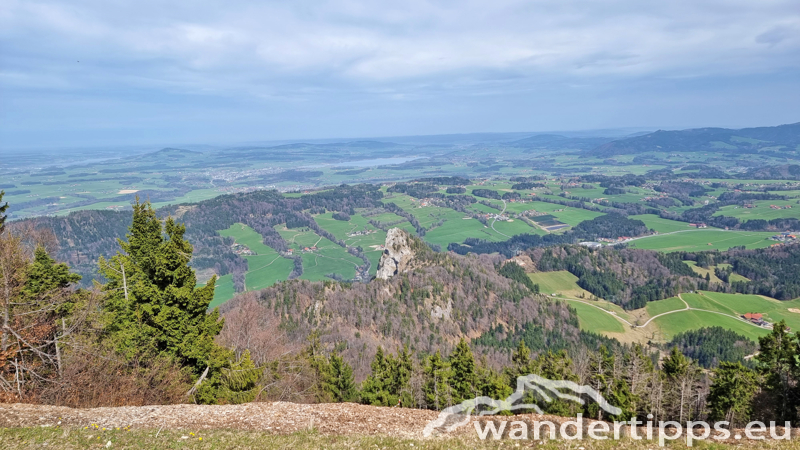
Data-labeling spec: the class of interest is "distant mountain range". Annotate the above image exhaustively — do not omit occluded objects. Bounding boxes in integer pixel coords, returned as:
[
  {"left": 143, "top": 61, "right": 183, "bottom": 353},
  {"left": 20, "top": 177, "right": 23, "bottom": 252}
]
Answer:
[{"left": 586, "top": 122, "right": 800, "bottom": 157}]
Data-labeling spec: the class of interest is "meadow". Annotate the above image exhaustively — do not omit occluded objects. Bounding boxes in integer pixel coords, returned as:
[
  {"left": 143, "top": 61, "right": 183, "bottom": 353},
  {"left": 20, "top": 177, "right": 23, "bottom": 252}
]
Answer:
[
  {"left": 218, "top": 223, "right": 294, "bottom": 291},
  {"left": 565, "top": 300, "right": 626, "bottom": 334},
  {"left": 626, "top": 229, "right": 774, "bottom": 252},
  {"left": 714, "top": 199, "right": 800, "bottom": 221},
  {"left": 527, "top": 271, "right": 592, "bottom": 298}
]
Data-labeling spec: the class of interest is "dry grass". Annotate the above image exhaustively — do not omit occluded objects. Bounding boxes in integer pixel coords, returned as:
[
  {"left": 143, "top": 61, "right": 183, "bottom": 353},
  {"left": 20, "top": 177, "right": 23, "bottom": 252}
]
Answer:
[{"left": 1, "top": 426, "right": 798, "bottom": 449}]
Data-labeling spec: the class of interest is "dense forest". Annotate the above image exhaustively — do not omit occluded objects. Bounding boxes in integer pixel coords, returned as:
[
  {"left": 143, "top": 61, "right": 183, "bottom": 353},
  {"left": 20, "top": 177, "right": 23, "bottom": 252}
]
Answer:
[
  {"left": 528, "top": 245, "right": 705, "bottom": 309},
  {"left": 666, "top": 327, "right": 757, "bottom": 369}
]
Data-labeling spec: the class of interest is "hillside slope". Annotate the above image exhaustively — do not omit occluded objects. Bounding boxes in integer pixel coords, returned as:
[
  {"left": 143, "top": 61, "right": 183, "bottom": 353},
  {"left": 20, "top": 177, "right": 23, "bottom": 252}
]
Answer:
[{"left": 588, "top": 122, "right": 800, "bottom": 157}]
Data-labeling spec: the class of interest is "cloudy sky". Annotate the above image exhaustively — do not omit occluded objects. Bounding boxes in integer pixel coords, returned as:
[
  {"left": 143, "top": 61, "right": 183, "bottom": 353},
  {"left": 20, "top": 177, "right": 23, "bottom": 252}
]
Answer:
[{"left": 1, "top": 0, "right": 799, "bottom": 149}]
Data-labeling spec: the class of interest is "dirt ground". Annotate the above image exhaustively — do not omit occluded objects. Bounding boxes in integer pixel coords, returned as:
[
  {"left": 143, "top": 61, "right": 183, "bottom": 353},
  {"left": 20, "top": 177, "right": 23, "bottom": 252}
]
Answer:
[{"left": 0, "top": 401, "right": 796, "bottom": 446}]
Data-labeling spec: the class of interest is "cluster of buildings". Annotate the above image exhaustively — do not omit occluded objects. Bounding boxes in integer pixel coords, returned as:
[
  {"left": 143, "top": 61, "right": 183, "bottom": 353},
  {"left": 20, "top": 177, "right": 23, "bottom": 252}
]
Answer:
[
  {"left": 598, "top": 236, "right": 633, "bottom": 243},
  {"left": 231, "top": 243, "right": 255, "bottom": 256},
  {"left": 770, "top": 232, "right": 798, "bottom": 242},
  {"left": 770, "top": 204, "right": 793, "bottom": 210},
  {"left": 688, "top": 223, "right": 708, "bottom": 228},
  {"left": 742, "top": 313, "right": 771, "bottom": 328},
  {"left": 485, "top": 213, "right": 510, "bottom": 221},
  {"left": 347, "top": 230, "right": 377, "bottom": 237}
]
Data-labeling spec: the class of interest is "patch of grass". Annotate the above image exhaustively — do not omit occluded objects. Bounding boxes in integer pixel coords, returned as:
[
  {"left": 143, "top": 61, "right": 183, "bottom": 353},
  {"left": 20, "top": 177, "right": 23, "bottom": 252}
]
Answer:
[
  {"left": 645, "top": 296, "right": 686, "bottom": 318},
  {"left": 1, "top": 425, "right": 776, "bottom": 450},
  {"left": 527, "top": 271, "right": 592, "bottom": 298},
  {"left": 218, "top": 223, "right": 294, "bottom": 293},
  {"left": 626, "top": 230, "right": 774, "bottom": 252},
  {"left": 714, "top": 200, "right": 800, "bottom": 221},
  {"left": 208, "top": 274, "right": 235, "bottom": 309},
  {"left": 566, "top": 300, "right": 626, "bottom": 334},
  {"left": 629, "top": 214, "right": 694, "bottom": 233},
  {"left": 683, "top": 261, "right": 723, "bottom": 283},
  {"left": 652, "top": 309, "right": 770, "bottom": 342}
]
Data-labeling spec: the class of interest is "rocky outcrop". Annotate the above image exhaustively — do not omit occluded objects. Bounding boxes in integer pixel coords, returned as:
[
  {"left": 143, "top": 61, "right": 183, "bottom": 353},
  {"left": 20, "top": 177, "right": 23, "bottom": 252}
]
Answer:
[{"left": 376, "top": 228, "right": 415, "bottom": 280}]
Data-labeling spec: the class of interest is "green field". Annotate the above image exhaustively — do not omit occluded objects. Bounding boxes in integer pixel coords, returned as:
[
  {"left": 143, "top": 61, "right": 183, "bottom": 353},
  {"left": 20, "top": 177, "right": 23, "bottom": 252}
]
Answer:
[
  {"left": 218, "top": 223, "right": 294, "bottom": 292},
  {"left": 314, "top": 212, "right": 387, "bottom": 275},
  {"left": 527, "top": 271, "right": 593, "bottom": 298},
  {"left": 425, "top": 217, "right": 504, "bottom": 248},
  {"left": 644, "top": 296, "right": 686, "bottom": 317},
  {"left": 209, "top": 274, "right": 235, "bottom": 309},
  {"left": 682, "top": 261, "right": 723, "bottom": 283},
  {"left": 686, "top": 291, "right": 800, "bottom": 332},
  {"left": 566, "top": 300, "right": 626, "bottom": 334},
  {"left": 715, "top": 200, "right": 800, "bottom": 221},
  {"left": 629, "top": 214, "right": 696, "bottom": 233},
  {"left": 626, "top": 229, "right": 774, "bottom": 252},
  {"left": 276, "top": 225, "right": 364, "bottom": 281},
  {"left": 651, "top": 310, "right": 770, "bottom": 341}
]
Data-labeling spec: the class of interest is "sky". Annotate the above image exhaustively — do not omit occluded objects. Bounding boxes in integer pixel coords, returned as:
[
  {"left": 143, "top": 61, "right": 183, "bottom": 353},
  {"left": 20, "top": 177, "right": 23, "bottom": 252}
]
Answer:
[{"left": 1, "top": 0, "right": 799, "bottom": 149}]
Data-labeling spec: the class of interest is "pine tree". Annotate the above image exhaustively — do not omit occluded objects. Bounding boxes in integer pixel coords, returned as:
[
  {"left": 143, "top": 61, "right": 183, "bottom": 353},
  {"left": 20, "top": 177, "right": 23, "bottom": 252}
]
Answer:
[
  {"left": 506, "top": 340, "right": 538, "bottom": 382},
  {"left": 476, "top": 362, "right": 512, "bottom": 401},
  {"left": 707, "top": 361, "right": 760, "bottom": 427},
  {"left": 98, "top": 198, "right": 234, "bottom": 403}
]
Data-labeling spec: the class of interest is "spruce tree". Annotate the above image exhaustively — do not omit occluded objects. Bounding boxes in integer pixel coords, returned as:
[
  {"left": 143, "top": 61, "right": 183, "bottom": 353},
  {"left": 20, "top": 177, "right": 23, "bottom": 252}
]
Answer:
[
  {"left": 707, "top": 361, "right": 760, "bottom": 426},
  {"left": 449, "top": 338, "right": 476, "bottom": 403},
  {"left": 23, "top": 246, "right": 82, "bottom": 306},
  {"left": 98, "top": 198, "right": 232, "bottom": 403},
  {"left": 360, "top": 346, "right": 412, "bottom": 406},
  {"left": 423, "top": 350, "right": 454, "bottom": 410},
  {"left": 217, "top": 350, "right": 262, "bottom": 404},
  {"left": 360, "top": 346, "right": 389, "bottom": 405},
  {"left": 326, "top": 352, "right": 357, "bottom": 402},
  {"left": 755, "top": 320, "right": 798, "bottom": 421}
]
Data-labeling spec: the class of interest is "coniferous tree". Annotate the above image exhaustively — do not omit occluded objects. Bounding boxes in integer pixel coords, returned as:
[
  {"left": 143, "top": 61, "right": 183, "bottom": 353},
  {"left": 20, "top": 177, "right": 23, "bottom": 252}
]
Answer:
[
  {"left": 360, "top": 346, "right": 412, "bottom": 406},
  {"left": 98, "top": 198, "right": 236, "bottom": 403},
  {"left": 217, "top": 350, "right": 262, "bottom": 404},
  {"left": 755, "top": 320, "right": 798, "bottom": 421},
  {"left": 586, "top": 345, "right": 615, "bottom": 420},
  {"left": 707, "top": 361, "right": 760, "bottom": 427},
  {"left": 423, "top": 350, "right": 454, "bottom": 410},
  {"left": 23, "top": 247, "right": 82, "bottom": 308},
  {"left": 326, "top": 352, "right": 357, "bottom": 402},
  {"left": 475, "top": 362, "right": 512, "bottom": 401},
  {"left": 662, "top": 346, "right": 701, "bottom": 422},
  {"left": 449, "top": 338, "right": 477, "bottom": 403}
]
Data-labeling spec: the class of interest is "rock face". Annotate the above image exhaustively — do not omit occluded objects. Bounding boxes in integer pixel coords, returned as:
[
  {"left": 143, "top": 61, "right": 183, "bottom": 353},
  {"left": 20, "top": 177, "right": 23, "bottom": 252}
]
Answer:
[{"left": 376, "top": 228, "right": 415, "bottom": 280}]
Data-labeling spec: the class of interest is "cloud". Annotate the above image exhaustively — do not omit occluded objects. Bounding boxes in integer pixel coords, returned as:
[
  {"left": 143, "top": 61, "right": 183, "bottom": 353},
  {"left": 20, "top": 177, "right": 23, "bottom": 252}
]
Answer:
[
  {"left": 756, "top": 25, "right": 796, "bottom": 46},
  {"left": 1, "top": 0, "right": 799, "bottom": 147}
]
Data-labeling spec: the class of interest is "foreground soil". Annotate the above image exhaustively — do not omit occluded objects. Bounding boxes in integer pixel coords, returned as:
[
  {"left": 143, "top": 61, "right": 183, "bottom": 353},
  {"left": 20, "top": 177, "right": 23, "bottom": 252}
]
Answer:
[{"left": 1, "top": 402, "right": 798, "bottom": 449}]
